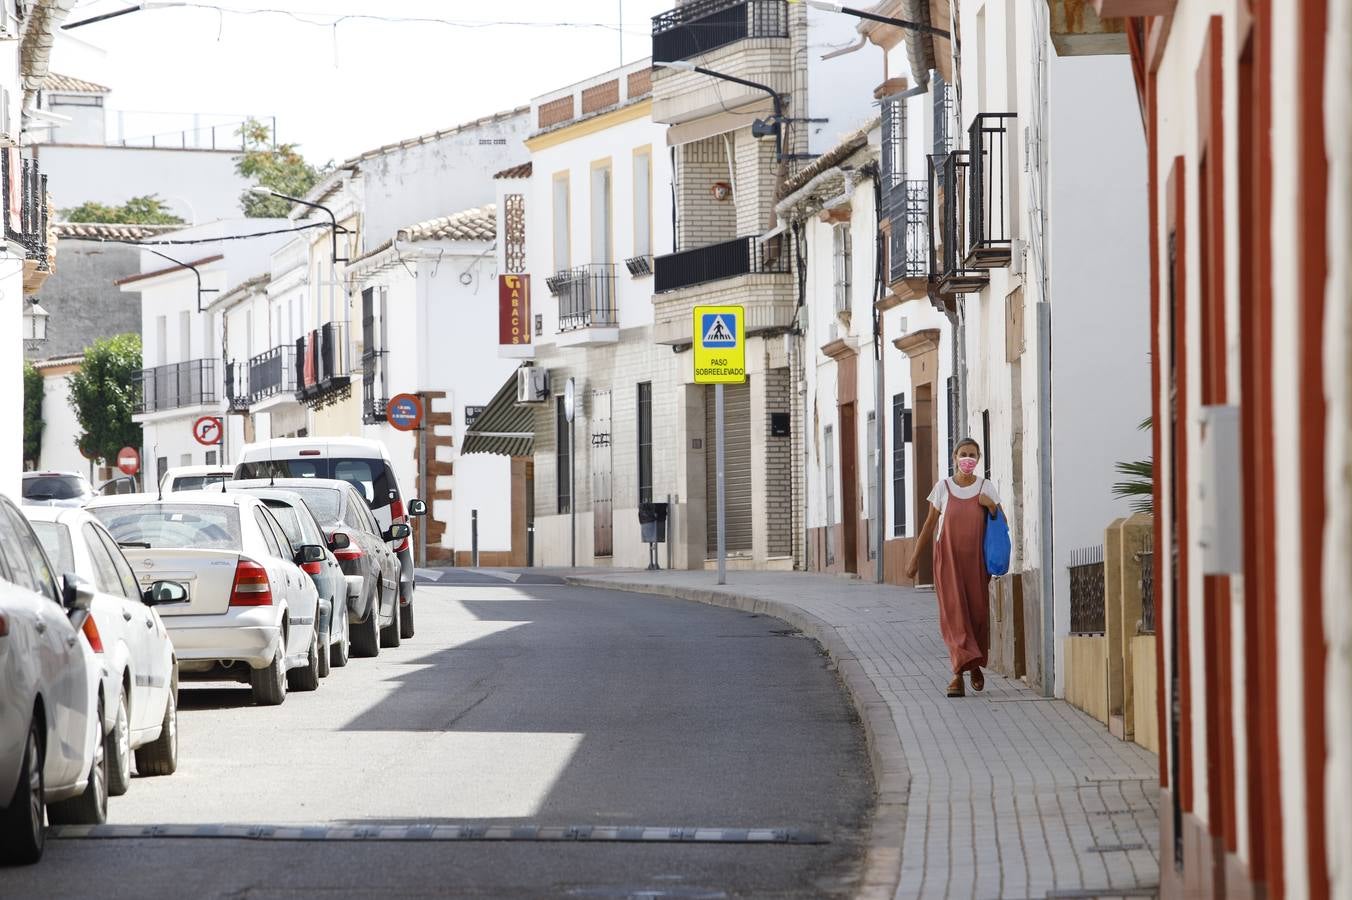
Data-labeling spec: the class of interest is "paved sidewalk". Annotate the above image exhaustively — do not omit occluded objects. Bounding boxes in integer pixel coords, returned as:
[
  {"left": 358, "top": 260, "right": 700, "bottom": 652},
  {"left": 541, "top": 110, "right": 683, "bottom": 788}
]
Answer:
[{"left": 562, "top": 569, "right": 1159, "bottom": 900}]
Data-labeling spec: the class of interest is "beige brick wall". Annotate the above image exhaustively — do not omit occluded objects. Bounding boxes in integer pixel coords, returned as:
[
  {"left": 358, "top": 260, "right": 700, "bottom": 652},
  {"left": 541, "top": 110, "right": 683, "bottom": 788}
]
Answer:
[
  {"left": 764, "top": 365, "right": 793, "bottom": 556},
  {"left": 734, "top": 127, "right": 779, "bottom": 236},
  {"left": 677, "top": 137, "right": 737, "bottom": 249},
  {"left": 653, "top": 272, "right": 797, "bottom": 347}
]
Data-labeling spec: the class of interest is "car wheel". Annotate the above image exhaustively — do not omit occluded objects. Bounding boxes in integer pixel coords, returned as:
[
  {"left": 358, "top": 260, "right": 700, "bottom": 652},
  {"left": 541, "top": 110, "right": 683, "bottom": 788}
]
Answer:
[
  {"left": 288, "top": 630, "right": 321, "bottom": 692},
  {"left": 250, "top": 645, "right": 288, "bottom": 706},
  {"left": 317, "top": 619, "right": 332, "bottom": 679},
  {"left": 0, "top": 716, "right": 45, "bottom": 864},
  {"left": 330, "top": 603, "right": 350, "bottom": 669},
  {"left": 135, "top": 677, "right": 177, "bottom": 777},
  {"left": 350, "top": 585, "right": 381, "bottom": 659},
  {"left": 399, "top": 596, "right": 415, "bottom": 640},
  {"left": 107, "top": 687, "right": 132, "bottom": 797},
  {"left": 48, "top": 698, "right": 108, "bottom": 825},
  {"left": 380, "top": 592, "right": 402, "bottom": 649}
]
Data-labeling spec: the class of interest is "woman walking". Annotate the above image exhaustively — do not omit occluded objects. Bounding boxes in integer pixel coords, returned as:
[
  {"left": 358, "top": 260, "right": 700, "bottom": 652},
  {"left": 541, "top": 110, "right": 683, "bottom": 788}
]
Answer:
[{"left": 906, "top": 438, "right": 1002, "bottom": 697}]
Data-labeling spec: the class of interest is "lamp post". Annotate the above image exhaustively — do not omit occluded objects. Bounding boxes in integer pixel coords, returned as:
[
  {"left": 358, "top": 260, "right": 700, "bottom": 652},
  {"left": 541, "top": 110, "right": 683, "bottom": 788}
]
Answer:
[
  {"left": 138, "top": 247, "right": 218, "bottom": 313},
  {"left": 62, "top": 1, "right": 185, "bottom": 30},
  {"left": 22, "top": 300, "right": 48, "bottom": 354},
  {"left": 653, "top": 60, "right": 785, "bottom": 163},
  {"left": 248, "top": 186, "right": 349, "bottom": 265},
  {"left": 799, "top": 0, "right": 951, "bottom": 39}
]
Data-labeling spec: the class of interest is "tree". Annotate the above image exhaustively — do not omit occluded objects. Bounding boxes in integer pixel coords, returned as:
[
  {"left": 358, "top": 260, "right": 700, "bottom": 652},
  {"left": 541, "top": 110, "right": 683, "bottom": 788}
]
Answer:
[
  {"left": 22, "top": 361, "right": 43, "bottom": 468},
  {"left": 69, "top": 334, "right": 142, "bottom": 466},
  {"left": 1111, "top": 417, "right": 1153, "bottom": 516},
  {"left": 235, "top": 118, "right": 330, "bottom": 218},
  {"left": 63, "top": 194, "right": 184, "bottom": 225}
]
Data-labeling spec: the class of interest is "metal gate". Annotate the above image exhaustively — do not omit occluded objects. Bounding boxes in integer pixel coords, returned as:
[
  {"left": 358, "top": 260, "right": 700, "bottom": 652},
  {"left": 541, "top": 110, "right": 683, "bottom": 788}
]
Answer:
[
  {"left": 705, "top": 381, "right": 752, "bottom": 553},
  {"left": 591, "top": 390, "right": 613, "bottom": 557}
]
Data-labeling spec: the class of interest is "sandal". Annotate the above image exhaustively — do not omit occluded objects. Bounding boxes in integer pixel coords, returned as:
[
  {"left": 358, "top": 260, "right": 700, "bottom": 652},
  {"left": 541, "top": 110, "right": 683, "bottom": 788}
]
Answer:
[
  {"left": 970, "top": 668, "right": 985, "bottom": 692},
  {"left": 946, "top": 674, "right": 965, "bottom": 698}
]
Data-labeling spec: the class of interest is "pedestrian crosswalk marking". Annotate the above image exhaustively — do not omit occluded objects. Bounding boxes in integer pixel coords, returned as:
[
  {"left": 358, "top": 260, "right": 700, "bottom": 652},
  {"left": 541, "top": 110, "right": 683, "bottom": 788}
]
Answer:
[
  {"left": 49, "top": 823, "right": 827, "bottom": 844},
  {"left": 702, "top": 313, "right": 735, "bottom": 347}
]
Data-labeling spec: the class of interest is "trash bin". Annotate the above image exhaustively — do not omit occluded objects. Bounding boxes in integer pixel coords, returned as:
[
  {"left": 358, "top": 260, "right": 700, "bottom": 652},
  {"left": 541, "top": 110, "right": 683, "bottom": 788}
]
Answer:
[{"left": 639, "top": 501, "right": 669, "bottom": 543}]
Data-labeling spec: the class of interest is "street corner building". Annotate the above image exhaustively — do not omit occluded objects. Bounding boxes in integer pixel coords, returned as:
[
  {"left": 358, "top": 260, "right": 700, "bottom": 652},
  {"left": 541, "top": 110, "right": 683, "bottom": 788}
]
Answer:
[{"left": 1088, "top": 1, "right": 1352, "bottom": 897}]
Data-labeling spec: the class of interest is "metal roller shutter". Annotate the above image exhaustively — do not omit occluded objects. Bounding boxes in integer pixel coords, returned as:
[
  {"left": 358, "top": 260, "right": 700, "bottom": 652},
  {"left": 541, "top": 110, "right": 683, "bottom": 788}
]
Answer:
[{"left": 705, "top": 380, "right": 753, "bottom": 553}]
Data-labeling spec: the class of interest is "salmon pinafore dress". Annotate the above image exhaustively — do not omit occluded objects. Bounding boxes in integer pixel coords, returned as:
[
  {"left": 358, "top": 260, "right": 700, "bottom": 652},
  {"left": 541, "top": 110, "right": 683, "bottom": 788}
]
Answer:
[{"left": 933, "top": 479, "right": 991, "bottom": 674}]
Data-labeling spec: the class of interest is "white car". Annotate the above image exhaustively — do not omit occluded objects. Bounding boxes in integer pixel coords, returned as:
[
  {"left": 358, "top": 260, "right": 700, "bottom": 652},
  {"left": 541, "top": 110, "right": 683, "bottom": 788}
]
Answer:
[
  {"left": 0, "top": 494, "right": 105, "bottom": 864},
  {"left": 25, "top": 507, "right": 181, "bottom": 796},
  {"left": 87, "top": 492, "right": 324, "bottom": 706},
  {"left": 234, "top": 438, "right": 426, "bottom": 642},
  {"left": 159, "top": 465, "right": 233, "bottom": 494},
  {"left": 21, "top": 471, "right": 96, "bottom": 508}
]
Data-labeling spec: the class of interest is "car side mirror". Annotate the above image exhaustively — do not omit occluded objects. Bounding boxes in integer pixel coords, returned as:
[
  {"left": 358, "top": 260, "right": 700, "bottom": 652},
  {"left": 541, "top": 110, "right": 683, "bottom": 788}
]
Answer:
[
  {"left": 143, "top": 580, "right": 187, "bottom": 605},
  {"left": 327, "top": 531, "right": 351, "bottom": 551},
  {"left": 62, "top": 573, "right": 96, "bottom": 617},
  {"left": 407, "top": 499, "right": 427, "bottom": 517},
  {"left": 296, "top": 544, "right": 326, "bottom": 564},
  {"left": 385, "top": 523, "right": 412, "bottom": 542}
]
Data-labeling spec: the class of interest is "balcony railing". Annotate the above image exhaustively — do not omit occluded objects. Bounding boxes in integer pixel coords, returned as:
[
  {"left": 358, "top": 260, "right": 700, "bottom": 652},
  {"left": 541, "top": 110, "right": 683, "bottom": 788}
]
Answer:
[
  {"left": 249, "top": 344, "right": 296, "bottom": 404},
  {"left": 553, "top": 263, "right": 618, "bottom": 331},
  {"left": 224, "top": 360, "right": 250, "bottom": 412},
  {"left": 927, "top": 151, "right": 989, "bottom": 296},
  {"left": 362, "top": 349, "right": 388, "bottom": 424},
  {"left": 887, "top": 179, "right": 929, "bottom": 284},
  {"left": 3, "top": 152, "right": 50, "bottom": 270},
  {"left": 134, "top": 359, "right": 218, "bottom": 414},
  {"left": 294, "top": 322, "right": 351, "bottom": 406},
  {"left": 652, "top": 0, "right": 788, "bottom": 64},
  {"left": 966, "top": 113, "right": 1015, "bottom": 269},
  {"left": 654, "top": 234, "right": 789, "bottom": 294}
]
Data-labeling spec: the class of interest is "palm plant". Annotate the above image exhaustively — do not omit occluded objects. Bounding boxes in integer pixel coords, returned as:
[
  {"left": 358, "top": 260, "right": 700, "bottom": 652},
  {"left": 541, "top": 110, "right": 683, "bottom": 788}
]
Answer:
[{"left": 1112, "top": 416, "right": 1153, "bottom": 515}]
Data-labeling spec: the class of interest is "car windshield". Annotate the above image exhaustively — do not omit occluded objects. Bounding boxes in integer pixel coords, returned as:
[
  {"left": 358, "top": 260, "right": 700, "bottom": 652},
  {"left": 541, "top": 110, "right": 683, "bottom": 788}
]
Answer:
[
  {"left": 29, "top": 522, "right": 75, "bottom": 573},
  {"left": 89, "top": 504, "right": 242, "bottom": 551},
  {"left": 274, "top": 487, "right": 341, "bottom": 525},
  {"left": 171, "top": 475, "right": 228, "bottom": 492},
  {"left": 263, "top": 501, "right": 306, "bottom": 547},
  {"left": 235, "top": 458, "right": 393, "bottom": 509},
  {"left": 22, "top": 475, "right": 90, "bottom": 501}
]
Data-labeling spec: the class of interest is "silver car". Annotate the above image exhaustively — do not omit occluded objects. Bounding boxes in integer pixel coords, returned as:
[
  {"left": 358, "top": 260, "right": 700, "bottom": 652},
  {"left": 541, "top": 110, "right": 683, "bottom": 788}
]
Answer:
[{"left": 87, "top": 493, "right": 324, "bottom": 707}]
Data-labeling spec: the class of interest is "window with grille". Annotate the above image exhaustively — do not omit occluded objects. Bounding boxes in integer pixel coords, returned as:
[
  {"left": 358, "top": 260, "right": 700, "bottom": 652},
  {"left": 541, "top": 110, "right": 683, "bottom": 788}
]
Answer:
[
  {"left": 824, "top": 425, "right": 835, "bottom": 566},
  {"left": 892, "top": 393, "right": 907, "bottom": 537},
  {"left": 866, "top": 411, "right": 877, "bottom": 560},
  {"left": 637, "top": 382, "right": 653, "bottom": 505},
  {"left": 947, "top": 375, "right": 959, "bottom": 475},
  {"left": 556, "top": 396, "right": 571, "bottom": 514},
  {"left": 832, "top": 225, "right": 852, "bottom": 315}
]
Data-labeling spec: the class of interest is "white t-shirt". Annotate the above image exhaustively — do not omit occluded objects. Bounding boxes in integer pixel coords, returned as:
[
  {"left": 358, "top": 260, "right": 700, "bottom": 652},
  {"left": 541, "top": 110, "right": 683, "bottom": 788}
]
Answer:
[{"left": 926, "top": 477, "right": 1001, "bottom": 539}]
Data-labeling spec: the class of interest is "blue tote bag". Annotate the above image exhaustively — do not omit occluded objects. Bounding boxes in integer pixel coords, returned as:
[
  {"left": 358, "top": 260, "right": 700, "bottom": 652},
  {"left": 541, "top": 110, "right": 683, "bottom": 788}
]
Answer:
[{"left": 984, "top": 508, "right": 1011, "bottom": 577}]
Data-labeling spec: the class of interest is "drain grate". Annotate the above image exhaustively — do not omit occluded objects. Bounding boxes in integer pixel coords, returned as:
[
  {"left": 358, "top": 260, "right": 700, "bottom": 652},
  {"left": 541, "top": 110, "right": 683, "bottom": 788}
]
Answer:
[{"left": 50, "top": 823, "right": 827, "bottom": 844}]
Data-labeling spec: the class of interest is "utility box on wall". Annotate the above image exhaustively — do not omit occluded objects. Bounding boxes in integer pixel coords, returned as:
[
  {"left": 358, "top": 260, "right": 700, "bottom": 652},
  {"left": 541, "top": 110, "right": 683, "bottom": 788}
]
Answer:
[{"left": 1198, "top": 404, "right": 1241, "bottom": 574}]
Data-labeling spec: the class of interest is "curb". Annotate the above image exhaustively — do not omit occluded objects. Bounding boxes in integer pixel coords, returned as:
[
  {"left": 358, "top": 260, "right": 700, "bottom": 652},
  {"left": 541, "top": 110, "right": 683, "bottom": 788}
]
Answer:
[{"left": 565, "top": 576, "right": 907, "bottom": 900}]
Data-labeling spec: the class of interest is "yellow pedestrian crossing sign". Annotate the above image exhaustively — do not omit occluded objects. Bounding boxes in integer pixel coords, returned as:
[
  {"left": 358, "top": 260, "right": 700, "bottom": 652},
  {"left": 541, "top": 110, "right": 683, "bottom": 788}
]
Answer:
[{"left": 693, "top": 305, "right": 746, "bottom": 384}]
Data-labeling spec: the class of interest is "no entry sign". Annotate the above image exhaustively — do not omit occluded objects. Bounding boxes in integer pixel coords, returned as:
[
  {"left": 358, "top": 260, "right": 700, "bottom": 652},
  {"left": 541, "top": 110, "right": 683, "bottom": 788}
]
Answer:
[
  {"left": 387, "top": 393, "right": 424, "bottom": 432},
  {"left": 193, "top": 416, "right": 223, "bottom": 446},
  {"left": 117, "top": 447, "right": 140, "bottom": 476}
]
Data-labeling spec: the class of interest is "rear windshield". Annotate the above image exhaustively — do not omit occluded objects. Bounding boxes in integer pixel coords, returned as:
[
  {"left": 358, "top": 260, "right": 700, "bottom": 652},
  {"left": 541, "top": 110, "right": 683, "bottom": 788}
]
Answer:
[
  {"left": 170, "top": 475, "right": 228, "bottom": 492},
  {"left": 235, "top": 458, "right": 394, "bottom": 509},
  {"left": 90, "top": 504, "right": 242, "bottom": 551},
  {"left": 22, "top": 475, "right": 91, "bottom": 501},
  {"left": 274, "top": 487, "right": 342, "bottom": 525},
  {"left": 29, "top": 522, "right": 75, "bottom": 574}
]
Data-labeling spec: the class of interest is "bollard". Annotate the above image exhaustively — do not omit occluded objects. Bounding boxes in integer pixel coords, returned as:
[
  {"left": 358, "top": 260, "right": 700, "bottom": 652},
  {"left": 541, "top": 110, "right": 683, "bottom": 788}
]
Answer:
[{"left": 471, "top": 509, "right": 479, "bottom": 568}]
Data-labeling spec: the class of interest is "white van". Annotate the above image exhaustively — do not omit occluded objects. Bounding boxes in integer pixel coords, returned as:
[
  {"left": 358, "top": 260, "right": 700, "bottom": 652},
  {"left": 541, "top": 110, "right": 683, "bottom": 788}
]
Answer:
[
  {"left": 233, "top": 437, "right": 425, "bottom": 640},
  {"left": 159, "top": 465, "right": 233, "bottom": 494}
]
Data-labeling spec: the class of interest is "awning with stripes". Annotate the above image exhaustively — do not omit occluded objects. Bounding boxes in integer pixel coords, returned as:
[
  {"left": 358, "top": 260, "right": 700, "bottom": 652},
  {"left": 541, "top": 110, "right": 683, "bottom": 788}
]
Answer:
[{"left": 461, "top": 370, "right": 536, "bottom": 457}]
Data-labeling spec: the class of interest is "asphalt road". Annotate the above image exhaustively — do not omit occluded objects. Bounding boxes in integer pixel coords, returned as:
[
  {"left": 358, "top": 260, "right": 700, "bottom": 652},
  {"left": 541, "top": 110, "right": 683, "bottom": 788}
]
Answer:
[{"left": 5, "top": 573, "right": 873, "bottom": 899}]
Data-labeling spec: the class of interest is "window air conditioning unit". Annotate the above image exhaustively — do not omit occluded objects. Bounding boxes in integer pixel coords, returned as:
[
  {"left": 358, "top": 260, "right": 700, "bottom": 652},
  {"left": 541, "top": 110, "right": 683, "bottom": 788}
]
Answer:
[{"left": 516, "top": 366, "right": 549, "bottom": 404}]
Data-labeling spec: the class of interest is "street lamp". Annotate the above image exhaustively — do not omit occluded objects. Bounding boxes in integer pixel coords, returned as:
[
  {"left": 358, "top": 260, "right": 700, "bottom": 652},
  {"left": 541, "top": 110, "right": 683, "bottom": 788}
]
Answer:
[
  {"left": 62, "top": 1, "right": 185, "bottom": 30},
  {"left": 653, "top": 60, "right": 785, "bottom": 163},
  {"left": 22, "top": 300, "right": 48, "bottom": 353},
  {"left": 799, "top": 0, "right": 952, "bottom": 40},
  {"left": 248, "top": 186, "right": 349, "bottom": 264}
]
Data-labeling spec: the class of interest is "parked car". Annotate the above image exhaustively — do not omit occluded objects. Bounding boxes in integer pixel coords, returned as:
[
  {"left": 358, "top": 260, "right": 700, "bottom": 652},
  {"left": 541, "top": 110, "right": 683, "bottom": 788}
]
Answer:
[
  {"left": 20, "top": 472, "right": 95, "bottom": 508},
  {"left": 159, "top": 465, "right": 233, "bottom": 494},
  {"left": 232, "top": 479, "right": 404, "bottom": 658},
  {"left": 0, "top": 495, "right": 105, "bottom": 864},
  {"left": 97, "top": 476, "right": 138, "bottom": 497},
  {"left": 225, "top": 486, "right": 347, "bottom": 676},
  {"left": 87, "top": 492, "right": 324, "bottom": 706},
  {"left": 25, "top": 507, "right": 181, "bottom": 796},
  {"left": 234, "top": 438, "right": 426, "bottom": 641}
]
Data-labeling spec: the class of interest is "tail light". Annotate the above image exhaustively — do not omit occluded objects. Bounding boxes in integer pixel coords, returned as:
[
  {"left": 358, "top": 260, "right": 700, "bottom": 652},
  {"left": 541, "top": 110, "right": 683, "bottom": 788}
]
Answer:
[
  {"left": 82, "top": 615, "right": 104, "bottom": 653},
  {"left": 0, "top": 613, "right": 10, "bottom": 637},
  {"left": 330, "top": 530, "right": 364, "bottom": 562},
  {"left": 300, "top": 561, "right": 323, "bottom": 575},
  {"left": 388, "top": 498, "right": 410, "bottom": 553},
  {"left": 230, "top": 559, "right": 273, "bottom": 607}
]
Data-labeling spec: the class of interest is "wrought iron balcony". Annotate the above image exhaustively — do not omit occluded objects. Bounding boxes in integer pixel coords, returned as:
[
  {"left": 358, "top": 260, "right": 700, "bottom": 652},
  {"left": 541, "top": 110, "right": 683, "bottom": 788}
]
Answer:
[
  {"left": 4, "top": 152, "right": 52, "bottom": 288},
  {"left": 965, "top": 113, "right": 1015, "bottom": 269},
  {"left": 294, "top": 321, "right": 351, "bottom": 407},
  {"left": 654, "top": 234, "right": 789, "bottom": 294},
  {"left": 248, "top": 344, "right": 296, "bottom": 404},
  {"left": 651, "top": 0, "right": 788, "bottom": 64},
  {"left": 887, "top": 179, "right": 929, "bottom": 286},
  {"left": 927, "top": 151, "right": 988, "bottom": 297},
  {"left": 553, "top": 263, "right": 618, "bottom": 331},
  {"left": 134, "top": 359, "right": 218, "bottom": 414},
  {"left": 224, "top": 361, "right": 250, "bottom": 412},
  {"left": 362, "top": 348, "right": 388, "bottom": 424}
]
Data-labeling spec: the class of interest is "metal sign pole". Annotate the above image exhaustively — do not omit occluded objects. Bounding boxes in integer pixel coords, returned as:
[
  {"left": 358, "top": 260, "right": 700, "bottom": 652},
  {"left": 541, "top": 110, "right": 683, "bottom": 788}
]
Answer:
[
  {"left": 570, "top": 416, "right": 576, "bottom": 567},
  {"left": 418, "top": 414, "right": 428, "bottom": 569},
  {"left": 716, "top": 382, "right": 726, "bottom": 586}
]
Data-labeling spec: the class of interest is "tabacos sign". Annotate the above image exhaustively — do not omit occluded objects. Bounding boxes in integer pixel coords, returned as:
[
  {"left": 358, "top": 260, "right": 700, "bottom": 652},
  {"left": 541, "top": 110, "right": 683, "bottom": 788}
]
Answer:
[{"left": 499, "top": 275, "right": 531, "bottom": 346}]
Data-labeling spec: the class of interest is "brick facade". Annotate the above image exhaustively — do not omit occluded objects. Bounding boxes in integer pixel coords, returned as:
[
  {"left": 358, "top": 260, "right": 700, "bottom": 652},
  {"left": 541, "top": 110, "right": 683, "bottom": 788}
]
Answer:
[
  {"left": 676, "top": 137, "right": 737, "bottom": 249},
  {"left": 537, "top": 95, "right": 575, "bottom": 130},
  {"left": 580, "top": 80, "right": 619, "bottom": 115}
]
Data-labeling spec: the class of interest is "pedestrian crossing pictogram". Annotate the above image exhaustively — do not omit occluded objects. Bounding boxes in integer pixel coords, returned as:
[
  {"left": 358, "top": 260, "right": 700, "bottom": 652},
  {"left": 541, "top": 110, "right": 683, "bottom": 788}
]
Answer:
[{"left": 701, "top": 313, "right": 737, "bottom": 348}]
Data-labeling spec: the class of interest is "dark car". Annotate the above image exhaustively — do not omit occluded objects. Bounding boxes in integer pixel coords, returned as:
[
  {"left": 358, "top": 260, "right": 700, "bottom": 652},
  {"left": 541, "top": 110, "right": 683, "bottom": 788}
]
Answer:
[
  {"left": 230, "top": 479, "right": 403, "bottom": 659},
  {"left": 226, "top": 486, "right": 349, "bottom": 676}
]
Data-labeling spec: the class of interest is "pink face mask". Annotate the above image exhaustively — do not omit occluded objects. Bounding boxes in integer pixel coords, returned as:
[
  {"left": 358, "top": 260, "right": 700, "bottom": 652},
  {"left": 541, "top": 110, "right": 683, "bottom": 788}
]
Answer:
[{"left": 957, "top": 457, "right": 979, "bottom": 475}]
